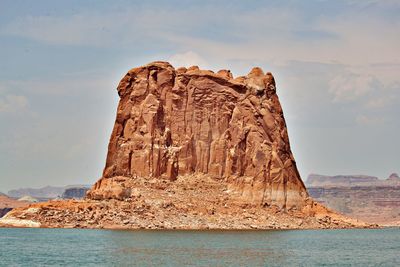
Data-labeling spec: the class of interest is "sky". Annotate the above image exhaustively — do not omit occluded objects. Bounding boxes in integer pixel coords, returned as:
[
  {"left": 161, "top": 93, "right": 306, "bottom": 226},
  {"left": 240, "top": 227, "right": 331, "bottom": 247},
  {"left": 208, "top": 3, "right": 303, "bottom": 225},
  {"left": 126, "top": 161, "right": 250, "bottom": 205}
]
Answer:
[{"left": 0, "top": 0, "right": 399, "bottom": 191}]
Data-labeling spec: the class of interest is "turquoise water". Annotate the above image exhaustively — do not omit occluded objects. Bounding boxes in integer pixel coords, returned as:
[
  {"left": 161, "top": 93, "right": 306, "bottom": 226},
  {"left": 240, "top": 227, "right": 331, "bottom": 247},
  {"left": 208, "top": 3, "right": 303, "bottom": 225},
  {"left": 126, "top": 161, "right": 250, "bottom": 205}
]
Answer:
[{"left": 0, "top": 228, "right": 399, "bottom": 266}]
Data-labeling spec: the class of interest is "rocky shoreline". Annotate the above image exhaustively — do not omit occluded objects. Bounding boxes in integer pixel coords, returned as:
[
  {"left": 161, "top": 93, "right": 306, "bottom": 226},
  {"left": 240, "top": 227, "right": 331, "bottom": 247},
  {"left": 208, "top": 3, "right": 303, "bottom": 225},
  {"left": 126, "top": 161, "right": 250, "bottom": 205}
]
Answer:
[{"left": 1, "top": 175, "right": 374, "bottom": 230}]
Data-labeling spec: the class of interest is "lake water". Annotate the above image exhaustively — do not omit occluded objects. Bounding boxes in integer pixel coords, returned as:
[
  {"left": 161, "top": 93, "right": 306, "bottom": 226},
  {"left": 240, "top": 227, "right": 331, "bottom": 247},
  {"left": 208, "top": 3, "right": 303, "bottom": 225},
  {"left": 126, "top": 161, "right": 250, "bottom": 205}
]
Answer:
[{"left": 0, "top": 228, "right": 399, "bottom": 266}]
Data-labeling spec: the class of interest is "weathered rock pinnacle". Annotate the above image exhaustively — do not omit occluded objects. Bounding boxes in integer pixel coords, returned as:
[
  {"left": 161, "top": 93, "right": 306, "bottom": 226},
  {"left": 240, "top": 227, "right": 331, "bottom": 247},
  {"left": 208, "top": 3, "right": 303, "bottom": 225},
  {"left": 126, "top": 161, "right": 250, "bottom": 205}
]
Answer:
[{"left": 87, "top": 61, "right": 308, "bottom": 209}]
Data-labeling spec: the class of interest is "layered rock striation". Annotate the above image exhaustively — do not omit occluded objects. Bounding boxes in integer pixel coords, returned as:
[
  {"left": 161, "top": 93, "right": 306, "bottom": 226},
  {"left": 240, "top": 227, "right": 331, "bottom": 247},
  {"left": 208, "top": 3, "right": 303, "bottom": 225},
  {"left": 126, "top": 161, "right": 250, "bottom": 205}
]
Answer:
[
  {"left": 307, "top": 173, "right": 400, "bottom": 225},
  {"left": 307, "top": 173, "right": 400, "bottom": 187},
  {"left": 87, "top": 62, "right": 307, "bottom": 209}
]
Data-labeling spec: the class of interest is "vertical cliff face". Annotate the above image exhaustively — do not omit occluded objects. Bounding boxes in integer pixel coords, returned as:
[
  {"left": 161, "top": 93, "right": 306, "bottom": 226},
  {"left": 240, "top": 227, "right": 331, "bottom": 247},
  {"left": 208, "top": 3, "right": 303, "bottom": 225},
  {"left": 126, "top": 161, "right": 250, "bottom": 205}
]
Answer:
[{"left": 87, "top": 61, "right": 307, "bottom": 209}]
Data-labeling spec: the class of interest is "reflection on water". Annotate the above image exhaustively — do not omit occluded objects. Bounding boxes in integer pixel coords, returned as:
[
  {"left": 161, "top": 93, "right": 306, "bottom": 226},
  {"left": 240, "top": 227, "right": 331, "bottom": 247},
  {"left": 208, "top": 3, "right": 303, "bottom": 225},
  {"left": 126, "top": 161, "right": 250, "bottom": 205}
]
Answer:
[
  {"left": 0, "top": 228, "right": 399, "bottom": 266},
  {"left": 106, "top": 230, "right": 288, "bottom": 266},
  {"left": 116, "top": 247, "right": 282, "bottom": 266}
]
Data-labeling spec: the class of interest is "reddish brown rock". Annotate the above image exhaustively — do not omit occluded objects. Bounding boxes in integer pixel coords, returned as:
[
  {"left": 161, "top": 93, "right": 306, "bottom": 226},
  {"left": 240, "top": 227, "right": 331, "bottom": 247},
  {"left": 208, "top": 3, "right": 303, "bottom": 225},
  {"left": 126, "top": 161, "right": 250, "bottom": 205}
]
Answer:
[
  {"left": 87, "top": 61, "right": 307, "bottom": 209},
  {"left": 88, "top": 176, "right": 131, "bottom": 200}
]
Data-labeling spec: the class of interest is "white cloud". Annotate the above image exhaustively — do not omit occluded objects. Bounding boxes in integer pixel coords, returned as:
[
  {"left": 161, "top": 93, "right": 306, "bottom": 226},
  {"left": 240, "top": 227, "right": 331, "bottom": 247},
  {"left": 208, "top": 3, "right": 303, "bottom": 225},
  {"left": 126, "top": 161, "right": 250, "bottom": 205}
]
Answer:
[
  {"left": 316, "top": 13, "right": 400, "bottom": 65},
  {"left": 1, "top": 4, "right": 399, "bottom": 68},
  {"left": 344, "top": 0, "right": 400, "bottom": 8},
  {"left": 2, "top": 74, "right": 113, "bottom": 96},
  {"left": 0, "top": 11, "right": 159, "bottom": 47},
  {"left": 365, "top": 96, "right": 393, "bottom": 108},
  {"left": 356, "top": 114, "right": 387, "bottom": 125},
  {"left": 0, "top": 94, "right": 28, "bottom": 113},
  {"left": 168, "top": 51, "right": 209, "bottom": 69},
  {"left": 329, "top": 72, "right": 379, "bottom": 102}
]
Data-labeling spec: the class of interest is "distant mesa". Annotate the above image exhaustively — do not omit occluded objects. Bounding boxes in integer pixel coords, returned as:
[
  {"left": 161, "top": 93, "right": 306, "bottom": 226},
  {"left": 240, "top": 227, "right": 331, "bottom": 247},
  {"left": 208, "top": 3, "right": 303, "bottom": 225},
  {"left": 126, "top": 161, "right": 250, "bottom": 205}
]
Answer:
[
  {"left": 387, "top": 173, "right": 400, "bottom": 181},
  {"left": 307, "top": 172, "right": 400, "bottom": 225},
  {"left": 306, "top": 173, "right": 400, "bottom": 187},
  {"left": 61, "top": 187, "right": 90, "bottom": 199},
  {"left": 7, "top": 185, "right": 91, "bottom": 201},
  {"left": 8, "top": 186, "right": 66, "bottom": 200}
]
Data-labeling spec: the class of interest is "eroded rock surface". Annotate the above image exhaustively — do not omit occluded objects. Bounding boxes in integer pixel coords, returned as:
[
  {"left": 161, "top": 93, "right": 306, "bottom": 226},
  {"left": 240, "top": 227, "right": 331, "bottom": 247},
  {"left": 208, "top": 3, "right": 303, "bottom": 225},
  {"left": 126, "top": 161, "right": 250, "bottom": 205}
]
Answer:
[{"left": 87, "top": 62, "right": 307, "bottom": 209}]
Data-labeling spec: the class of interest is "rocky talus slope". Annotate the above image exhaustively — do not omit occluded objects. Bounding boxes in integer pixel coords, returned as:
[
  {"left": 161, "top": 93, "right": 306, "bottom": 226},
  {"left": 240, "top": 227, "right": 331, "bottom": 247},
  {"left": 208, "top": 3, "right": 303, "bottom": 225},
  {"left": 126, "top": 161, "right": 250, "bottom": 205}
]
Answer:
[{"left": 0, "top": 62, "right": 371, "bottom": 229}]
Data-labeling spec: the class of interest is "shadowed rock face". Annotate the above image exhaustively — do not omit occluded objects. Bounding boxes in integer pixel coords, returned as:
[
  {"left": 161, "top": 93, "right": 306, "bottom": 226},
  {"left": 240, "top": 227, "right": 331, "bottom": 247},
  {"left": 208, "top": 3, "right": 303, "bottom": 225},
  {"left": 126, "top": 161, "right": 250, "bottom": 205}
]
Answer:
[
  {"left": 62, "top": 187, "right": 89, "bottom": 199},
  {"left": 87, "top": 61, "right": 307, "bottom": 209}
]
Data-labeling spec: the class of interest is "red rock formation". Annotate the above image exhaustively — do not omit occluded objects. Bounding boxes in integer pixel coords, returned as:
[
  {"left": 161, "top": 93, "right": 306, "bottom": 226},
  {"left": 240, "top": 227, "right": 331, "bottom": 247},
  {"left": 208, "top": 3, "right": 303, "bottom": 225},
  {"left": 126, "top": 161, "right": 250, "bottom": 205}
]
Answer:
[{"left": 87, "top": 61, "right": 307, "bottom": 209}]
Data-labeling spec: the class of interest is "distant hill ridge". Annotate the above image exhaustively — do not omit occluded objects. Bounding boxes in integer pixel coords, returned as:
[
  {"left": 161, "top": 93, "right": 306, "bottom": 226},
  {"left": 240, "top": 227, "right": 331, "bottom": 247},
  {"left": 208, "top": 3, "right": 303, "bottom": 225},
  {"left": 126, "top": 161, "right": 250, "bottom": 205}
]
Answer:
[
  {"left": 7, "top": 185, "right": 91, "bottom": 199},
  {"left": 306, "top": 172, "right": 400, "bottom": 225},
  {"left": 306, "top": 173, "right": 400, "bottom": 187}
]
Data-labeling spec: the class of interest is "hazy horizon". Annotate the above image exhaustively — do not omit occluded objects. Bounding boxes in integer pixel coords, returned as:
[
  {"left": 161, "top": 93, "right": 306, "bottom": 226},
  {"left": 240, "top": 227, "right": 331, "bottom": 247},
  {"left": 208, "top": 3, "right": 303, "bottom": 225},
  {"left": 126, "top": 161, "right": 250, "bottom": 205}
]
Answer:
[{"left": 1, "top": 0, "right": 399, "bottom": 191}]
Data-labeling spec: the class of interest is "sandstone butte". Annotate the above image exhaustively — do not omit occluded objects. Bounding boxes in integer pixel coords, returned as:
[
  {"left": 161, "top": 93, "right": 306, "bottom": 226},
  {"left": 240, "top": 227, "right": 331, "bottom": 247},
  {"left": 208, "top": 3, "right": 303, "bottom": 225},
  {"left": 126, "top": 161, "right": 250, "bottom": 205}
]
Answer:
[{"left": 0, "top": 62, "right": 373, "bottom": 229}]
